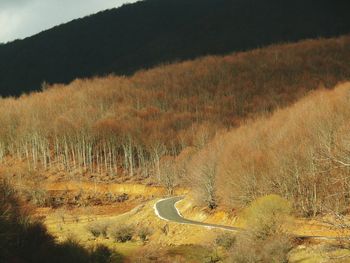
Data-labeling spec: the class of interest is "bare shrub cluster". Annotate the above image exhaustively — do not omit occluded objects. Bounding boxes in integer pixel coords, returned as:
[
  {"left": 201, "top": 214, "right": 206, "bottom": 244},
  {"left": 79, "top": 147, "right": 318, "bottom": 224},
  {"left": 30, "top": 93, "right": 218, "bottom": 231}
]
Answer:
[
  {"left": 87, "top": 221, "right": 109, "bottom": 238},
  {"left": 87, "top": 220, "right": 154, "bottom": 244},
  {"left": 110, "top": 224, "right": 135, "bottom": 243}
]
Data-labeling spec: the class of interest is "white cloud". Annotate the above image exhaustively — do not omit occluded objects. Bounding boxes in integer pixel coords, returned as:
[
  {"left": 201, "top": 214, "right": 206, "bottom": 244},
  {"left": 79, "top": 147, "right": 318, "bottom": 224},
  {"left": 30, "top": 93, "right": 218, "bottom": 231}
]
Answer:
[
  {"left": 0, "top": 0, "right": 32, "bottom": 9},
  {"left": 0, "top": 0, "right": 138, "bottom": 43},
  {"left": 0, "top": 12, "right": 22, "bottom": 42}
]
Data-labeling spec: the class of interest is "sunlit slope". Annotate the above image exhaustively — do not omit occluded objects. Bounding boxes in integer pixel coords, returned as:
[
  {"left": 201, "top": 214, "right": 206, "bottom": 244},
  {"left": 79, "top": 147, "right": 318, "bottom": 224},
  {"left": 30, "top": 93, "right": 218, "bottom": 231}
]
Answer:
[
  {"left": 189, "top": 83, "right": 350, "bottom": 217},
  {"left": 0, "top": 36, "right": 350, "bottom": 184}
]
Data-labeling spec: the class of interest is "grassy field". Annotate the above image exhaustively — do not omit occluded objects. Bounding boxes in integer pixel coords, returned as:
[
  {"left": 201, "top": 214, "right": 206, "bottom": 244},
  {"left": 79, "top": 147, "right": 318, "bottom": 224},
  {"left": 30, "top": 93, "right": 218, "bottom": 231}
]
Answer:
[{"left": 29, "top": 187, "right": 350, "bottom": 262}]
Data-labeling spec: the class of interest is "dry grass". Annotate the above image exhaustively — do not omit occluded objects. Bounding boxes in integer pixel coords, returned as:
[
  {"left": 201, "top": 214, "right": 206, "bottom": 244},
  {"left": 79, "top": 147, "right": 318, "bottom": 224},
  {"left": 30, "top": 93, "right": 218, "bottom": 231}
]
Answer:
[
  {"left": 36, "top": 198, "right": 225, "bottom": 262},
  {"left": 289, "top": 243, "right": 350, "bottom": 263}
]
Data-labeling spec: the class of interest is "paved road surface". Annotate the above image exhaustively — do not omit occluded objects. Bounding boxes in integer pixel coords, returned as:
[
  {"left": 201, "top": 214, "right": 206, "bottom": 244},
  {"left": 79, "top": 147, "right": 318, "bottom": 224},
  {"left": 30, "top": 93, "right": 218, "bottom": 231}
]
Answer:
[
  {"left": 154, "top": 196, "right": 240, "bottom": 231},
  {"left": 154, "top": 196, "right": 344, "bottom": 240}
]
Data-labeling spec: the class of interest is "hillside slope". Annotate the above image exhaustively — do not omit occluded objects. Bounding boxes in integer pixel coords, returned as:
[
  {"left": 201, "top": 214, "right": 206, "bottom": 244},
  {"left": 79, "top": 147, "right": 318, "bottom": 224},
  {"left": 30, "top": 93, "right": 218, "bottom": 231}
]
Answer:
[
  {"left": 189, "top": 83, "right": 350, "bottom": 217},
  {"left": 0, "top": 36, "right": 349, "bottom": 189},
  {"left": 0, "top": 0, "right": 349, "bottom": 96}
]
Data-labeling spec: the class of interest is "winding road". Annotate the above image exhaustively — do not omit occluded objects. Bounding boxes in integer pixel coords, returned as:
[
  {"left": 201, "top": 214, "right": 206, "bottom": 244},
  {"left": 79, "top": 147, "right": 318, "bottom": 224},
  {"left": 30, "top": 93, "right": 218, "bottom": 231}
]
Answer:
[
  {"left": 154, "top": 196, "right": 240, "bottom": 231},
  {"left": 154, "top": 196, "right": 344, "bottom": 240}
]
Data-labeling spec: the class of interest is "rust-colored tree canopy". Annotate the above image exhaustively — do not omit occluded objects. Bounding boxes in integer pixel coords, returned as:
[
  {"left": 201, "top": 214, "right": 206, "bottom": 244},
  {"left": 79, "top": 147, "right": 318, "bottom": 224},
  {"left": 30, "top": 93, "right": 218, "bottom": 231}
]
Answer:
[
  {"left": 0, "top": 36, "right": 350, "bottom": 214},
  {"left": 192, "top": 83, "right": 350, "bottom": 216}
]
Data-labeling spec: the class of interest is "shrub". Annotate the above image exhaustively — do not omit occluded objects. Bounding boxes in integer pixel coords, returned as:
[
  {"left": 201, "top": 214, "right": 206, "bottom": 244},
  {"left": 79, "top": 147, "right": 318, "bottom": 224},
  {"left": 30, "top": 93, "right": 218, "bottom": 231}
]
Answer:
[
  {"left": 90, "top": 245, "right": 113, "bottom": 263},
  {"left": 260, "top": 235, "right": 293, "bottom": 263},
  {"left": 244, "top": 194, "right": 291, "bottom": 240},
  {"left": 26, "top": 188, "right": 49, "bottom": 207},
  {"left": 87, "top": 222, "right": 109, "bottom": 238},
  {"left": 229, "top": 195, "right": 293, "bottom": 263},
  {"left": 57, "top": 238, "right": 91, "bottom": 263},
  {"left": 137, "top": 227, "right": 153, "bottom": 242},
  {"left": 55, "top": 239, "right": 121, "bottom": 263},
  {"left": 111, "top": 225, "right": 134, "bottom": 243},
  {"left": 215, "top": 233, "right": 236, "bottom": 250},
  {"left": 230, "top": 232, "right": 292, "bottom": 263}
]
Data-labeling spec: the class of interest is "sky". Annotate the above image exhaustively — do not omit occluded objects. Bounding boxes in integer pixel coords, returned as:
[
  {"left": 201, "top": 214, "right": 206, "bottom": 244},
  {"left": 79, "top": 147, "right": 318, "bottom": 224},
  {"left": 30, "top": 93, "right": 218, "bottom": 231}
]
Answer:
[{"left": 0, "top": 0, "right": 138, "bottom": 43}]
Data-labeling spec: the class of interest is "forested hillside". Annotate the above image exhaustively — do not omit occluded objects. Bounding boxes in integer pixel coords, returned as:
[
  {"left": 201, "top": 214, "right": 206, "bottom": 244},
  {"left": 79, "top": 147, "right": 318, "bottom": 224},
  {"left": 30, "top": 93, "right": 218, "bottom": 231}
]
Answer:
[
  {"left": 0, "top": 36, "right": 349, "bottom": 191},
  {"left": 190, "top": 83, "right": 350, "bottom": 217},
  {"left": 0, "top": 0, "right": 349, "bottom": 96}
]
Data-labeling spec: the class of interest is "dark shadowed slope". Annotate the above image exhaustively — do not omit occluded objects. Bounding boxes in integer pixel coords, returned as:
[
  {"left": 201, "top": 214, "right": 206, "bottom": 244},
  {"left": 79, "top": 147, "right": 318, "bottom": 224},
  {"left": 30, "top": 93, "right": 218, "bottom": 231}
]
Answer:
[{"left": 0, "top": 0, "right": 349, "bottom": 96}]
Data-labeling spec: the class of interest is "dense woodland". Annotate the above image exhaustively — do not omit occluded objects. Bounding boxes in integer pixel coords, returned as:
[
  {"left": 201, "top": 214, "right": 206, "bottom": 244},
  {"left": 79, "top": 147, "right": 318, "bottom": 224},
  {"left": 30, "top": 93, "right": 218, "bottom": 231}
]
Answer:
[
  {"left": 191, "top": 84, "right": 350, "bottom": 217},
  {"left": 0, "top": 0, "right": 350, "bottom": 96},
  {"left": 0, "top": 37, "right": 350, "bottom": 205},
  {"left": 0, "top": 36, "right": 350, "bottom": 215}
]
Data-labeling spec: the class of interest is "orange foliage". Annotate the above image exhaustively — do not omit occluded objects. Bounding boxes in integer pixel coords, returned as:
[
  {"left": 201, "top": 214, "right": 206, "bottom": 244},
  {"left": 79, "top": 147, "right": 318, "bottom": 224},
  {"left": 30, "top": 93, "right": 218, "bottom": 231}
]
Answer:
[
  {"left": 0, "top": 36, "right": 349, "bottom": 189},
  {"left": 188, "top": 83, "right": 350, "bottom": 216}
]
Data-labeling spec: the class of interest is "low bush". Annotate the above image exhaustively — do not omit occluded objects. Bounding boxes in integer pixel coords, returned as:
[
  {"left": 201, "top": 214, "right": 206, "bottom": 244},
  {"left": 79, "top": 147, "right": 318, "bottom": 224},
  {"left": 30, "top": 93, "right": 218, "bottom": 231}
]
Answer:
[
  {"left": 90, "top": 245, "right": 114, "bottom": 263},
  {"left": 111, "top": 225, "right": 134, "bottom": 243},
  {"left": 230, "top": 232, "right": 292, "bottom": 263},
  {"left": 54, "top": 238, "right": 122, "bottom": 263},
  {"left": 215, "top": 233, "right": 236, "bottom": 250},
  {"left": 57, "top": 238, "right": 91, "bottom": 263},
  {"left": 87, "top": 222, "right": 109, "bottom": 238},
  {"left": 243, "top": 194, "right": 291, "bottom": 240},
  {"left": 24, "top": 188, "right": 49, "bottom": 207},
  {"left": 229, "top": 195, "right": 293, "bottom": 263},
  {"left": 137, "top": 226, "right": 153, "bottom": 242}
]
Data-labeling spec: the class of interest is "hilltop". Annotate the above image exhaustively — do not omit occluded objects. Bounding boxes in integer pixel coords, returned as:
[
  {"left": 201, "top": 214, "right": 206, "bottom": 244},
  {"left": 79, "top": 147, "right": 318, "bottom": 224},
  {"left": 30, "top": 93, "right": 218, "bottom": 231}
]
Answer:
[{"left": 0, "top": 0, "right": 349, "bottom": 96}]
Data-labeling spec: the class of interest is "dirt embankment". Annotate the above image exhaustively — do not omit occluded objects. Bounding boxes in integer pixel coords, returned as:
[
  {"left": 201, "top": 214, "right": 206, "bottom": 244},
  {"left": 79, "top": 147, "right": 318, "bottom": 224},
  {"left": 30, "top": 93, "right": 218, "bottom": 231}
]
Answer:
[
  {"left": 44, "top": 181, "right": 188, "bottom": 197},
  {"left": 175, "top": 196, "right": 238, "bottom": 227}
]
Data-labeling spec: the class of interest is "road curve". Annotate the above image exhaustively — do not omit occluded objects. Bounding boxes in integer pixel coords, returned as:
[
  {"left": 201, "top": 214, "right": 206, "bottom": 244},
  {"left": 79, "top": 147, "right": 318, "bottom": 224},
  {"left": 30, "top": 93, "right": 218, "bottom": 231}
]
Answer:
[
  {"left": 154, "top": 197, "right": 343, "bottom": 240},
  {"left": 154, "top": 196, "right": 240, "bottom": 231}
]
